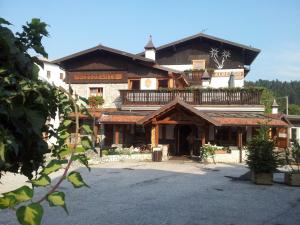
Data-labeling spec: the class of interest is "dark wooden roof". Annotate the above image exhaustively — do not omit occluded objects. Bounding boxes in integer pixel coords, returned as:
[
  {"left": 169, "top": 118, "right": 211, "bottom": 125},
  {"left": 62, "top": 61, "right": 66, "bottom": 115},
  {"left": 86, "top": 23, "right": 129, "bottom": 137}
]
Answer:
[
  {"left": 138, "top": 32, "right": 260, "bottom": 65},
  {"left": 138, "top": 97, "right": 220, "bottom": 126},
  {"left": 52, "top": 44, "right": 155, "bottom": 64},
  {"left": 52, "top": 44, "right": 184, "bottom": 75},
  {"left": 144, "top": 35, "right": 155, "bottom": 49}
]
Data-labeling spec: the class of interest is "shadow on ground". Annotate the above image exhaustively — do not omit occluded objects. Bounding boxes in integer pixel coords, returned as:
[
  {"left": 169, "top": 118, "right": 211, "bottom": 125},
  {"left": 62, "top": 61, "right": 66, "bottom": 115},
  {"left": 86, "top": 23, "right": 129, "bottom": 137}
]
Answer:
[{"left": 1, "top": 162, "right": 299, "bottom": 225}]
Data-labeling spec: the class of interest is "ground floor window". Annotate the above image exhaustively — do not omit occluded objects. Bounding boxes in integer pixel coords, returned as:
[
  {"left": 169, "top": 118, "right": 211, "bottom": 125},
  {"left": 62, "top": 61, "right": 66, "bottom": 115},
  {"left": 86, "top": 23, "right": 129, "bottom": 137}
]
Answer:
[
  {"left": 291, "top": 128, "right": 297, "bottom": 141},
  {"left": 215, "top": 127, "right": 238, "bottom": 146}
]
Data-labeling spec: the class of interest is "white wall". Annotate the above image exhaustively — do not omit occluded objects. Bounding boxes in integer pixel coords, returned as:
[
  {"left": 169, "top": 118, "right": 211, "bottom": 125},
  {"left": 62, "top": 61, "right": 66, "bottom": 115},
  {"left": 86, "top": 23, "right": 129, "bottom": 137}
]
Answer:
[
  {"left": 37, "top": 60, "right": 67, "bottom": 146},
  {"left": 38, "top": 61, "right": 67, "bottom": 89},
  {"left": 71, "top": 83, "right": 128, "bottom": 108},
  {"left": 290, "top": 127, "right": 300, "bottom": 142},
  {"left": 162, "top": 65, "right": 245, "bottom": 88},
  {"left": 210, "top": 76, "right": 244, "bottom": 88},
  {"left": 145, "top": 49, "right": 156, "bottom": 60},
  {"left": 162, "top": 64, "right": 192, "bottom": 71}
]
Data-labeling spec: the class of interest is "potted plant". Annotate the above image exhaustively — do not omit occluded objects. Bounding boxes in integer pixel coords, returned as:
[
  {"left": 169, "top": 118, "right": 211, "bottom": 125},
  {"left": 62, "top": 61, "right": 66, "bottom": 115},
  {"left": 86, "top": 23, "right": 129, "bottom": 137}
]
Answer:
[
  {"left": 88, "top": 95, "right": 104, "bottom": 108},
  {"left": 246, "top": 126, "right": 279, "bottom": 185},
  {"left": 284, "top": 140, "right": 300, "bottom": 186},
  {"left": 200, "top": 144, "right": 219, "bottom": 164}
]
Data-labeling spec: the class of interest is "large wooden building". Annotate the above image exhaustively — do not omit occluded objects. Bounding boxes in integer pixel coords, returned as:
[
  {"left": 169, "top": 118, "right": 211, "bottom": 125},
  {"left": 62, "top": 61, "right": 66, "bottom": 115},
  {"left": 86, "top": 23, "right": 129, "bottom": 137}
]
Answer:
[{"left": 53, "top": 33, "right": 289, "bottom": 159}]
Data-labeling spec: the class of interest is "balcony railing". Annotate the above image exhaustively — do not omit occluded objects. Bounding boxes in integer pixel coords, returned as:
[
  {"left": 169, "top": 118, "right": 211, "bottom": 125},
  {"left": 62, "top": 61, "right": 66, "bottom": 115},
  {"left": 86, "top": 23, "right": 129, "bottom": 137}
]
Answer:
[
  {"left": 120, "top": 89, "right": 262, "bottom": 106},
  {"left": 184, "top": 71, "right": 203, "bottom": 83}
]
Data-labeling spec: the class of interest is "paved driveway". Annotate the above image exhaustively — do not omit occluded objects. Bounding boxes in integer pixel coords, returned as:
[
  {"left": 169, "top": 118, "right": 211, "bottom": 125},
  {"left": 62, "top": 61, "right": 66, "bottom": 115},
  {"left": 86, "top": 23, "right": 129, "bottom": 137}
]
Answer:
[{"left": 1, "top": 161, "right": 299, "bottom": 225}]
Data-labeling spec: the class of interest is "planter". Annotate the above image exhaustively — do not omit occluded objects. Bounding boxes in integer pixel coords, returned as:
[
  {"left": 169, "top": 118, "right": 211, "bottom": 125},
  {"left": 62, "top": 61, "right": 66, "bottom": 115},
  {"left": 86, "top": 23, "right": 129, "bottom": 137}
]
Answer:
[
  {"left": 284, "top": 173, "right": 300, "bottom": 186},
  {"left": 251, "top": 171, "right": 273, "bottom": 185},
  {"left": 215, "top": 150, "right": 227, "bottom": 154}
]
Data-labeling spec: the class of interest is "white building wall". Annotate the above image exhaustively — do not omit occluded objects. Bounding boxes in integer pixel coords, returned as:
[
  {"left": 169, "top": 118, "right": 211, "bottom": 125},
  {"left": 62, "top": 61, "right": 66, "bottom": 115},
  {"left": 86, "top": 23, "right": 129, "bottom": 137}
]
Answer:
[
  {"left": 162, "top": 65, "right": 245, "bottom": 88},
  {"left": 210, "top": 76, "right": 244, "bottom": 88},
  {"left": 71, "top": 83, "right": 128, "bottom": 109},
  {"left": 38, "top": 61, "right": 67, "bottom": 89},
  {"left": 37, "top": 60, "right": 67, "bottom": 146},
  {"left": 289, "top": 127, "right": 300, "bottom": 143}
]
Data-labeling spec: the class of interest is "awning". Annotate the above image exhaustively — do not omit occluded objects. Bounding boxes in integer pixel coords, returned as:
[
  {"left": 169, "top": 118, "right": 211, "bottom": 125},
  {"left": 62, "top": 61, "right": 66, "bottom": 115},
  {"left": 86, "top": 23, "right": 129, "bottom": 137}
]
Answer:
[{"left": 99, "top": 114, "right": 146, "bottom": 124}]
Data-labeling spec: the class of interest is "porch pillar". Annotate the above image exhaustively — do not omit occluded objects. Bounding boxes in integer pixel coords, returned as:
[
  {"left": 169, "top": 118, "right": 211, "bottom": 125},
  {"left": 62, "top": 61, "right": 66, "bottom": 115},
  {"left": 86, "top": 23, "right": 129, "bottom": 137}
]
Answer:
[
  {"left": 114, "top": 124, "right": 119, "bottom": 145},
  {"left": 201, "top": 129, "right": 206, "bottom": 146},
  {"left": 151, "top": 121, "right": 159, "bottom": 147},
  {"left": 237, "top": 128, "right": 243, "bottom": 163}
]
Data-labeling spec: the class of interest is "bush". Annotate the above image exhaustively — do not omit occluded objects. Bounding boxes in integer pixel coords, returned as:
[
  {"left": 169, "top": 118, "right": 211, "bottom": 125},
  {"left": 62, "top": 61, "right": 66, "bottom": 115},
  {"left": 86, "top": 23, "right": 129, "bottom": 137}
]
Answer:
[
  {"left": 246, "top": 126, "right": 279, "bottom": 173},
  {"left": 285, "top": 140, "right": 300, "bottom": 174},
  {"left": 88, "top": 96, "right": 104, "bottom": 108}
]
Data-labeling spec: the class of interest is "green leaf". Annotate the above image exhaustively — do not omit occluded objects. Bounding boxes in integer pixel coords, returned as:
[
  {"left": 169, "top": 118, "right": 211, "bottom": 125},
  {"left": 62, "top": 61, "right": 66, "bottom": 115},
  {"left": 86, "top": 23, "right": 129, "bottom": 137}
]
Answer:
[
  {"left": 80, "top": 136, "right": 92, "bottom": 150},
  {"left": 58, "top": 147, "right": 71, "bottom": 158},
  {"left": 0, "top": 18, "right": 11, "bottom": 25},
  {"left": 81, "top": 124, "right": 92, "bottom": 134},
  {"left": 0, "top": 195, "right": 17, "bottom": 209},
  {"left": 67, "top": 171, "right": 89, "bottom": 188},
  {"left": 42, "top": 160, "right": 67, "bottom": 175},
  {"left": 3, "top": 186, "right": 33, "bottom": 204},
  {"left": 72, "top": 154, "right": 90, "bottom": 171},
  {"left": 16, "top": 203, "right": 43, "bottom": 225},
  {"left": 75, "top": 146, "right": 85, "bottom": 153},
  {"left": 47, "top": 191, "right": 68, "bottom": 214},
  {"left": 63, "top": 119, "right": 72, "bottom": 127},
  {"left": 31, "top": 175, "right": 51, "bottom": 187},
  {"left": 60, "top": 130, "right": 70, "bottom": 139}
]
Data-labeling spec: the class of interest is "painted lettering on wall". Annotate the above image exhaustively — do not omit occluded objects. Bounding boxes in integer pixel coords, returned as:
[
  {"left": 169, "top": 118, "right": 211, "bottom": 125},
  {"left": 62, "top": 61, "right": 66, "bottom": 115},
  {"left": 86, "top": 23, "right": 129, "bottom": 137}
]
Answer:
[{"left": 74, "top": 73, "right": 123, "bottom": 80}]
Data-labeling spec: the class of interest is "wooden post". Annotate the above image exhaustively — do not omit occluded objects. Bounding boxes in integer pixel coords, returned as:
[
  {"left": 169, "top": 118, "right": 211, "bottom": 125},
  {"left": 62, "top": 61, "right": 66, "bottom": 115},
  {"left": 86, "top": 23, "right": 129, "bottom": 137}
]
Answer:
[
  {"left": 114, "top": 125, "right": 119, "bottom": 145},
  {"left": 237, "top": 128, "right": 243, "bottom": 163},
  {"left": 151, "top": 121, "right": 159, "bottom": 147},
  {"left": 201, "top": 129, "right": 206, "bottom": 146}
]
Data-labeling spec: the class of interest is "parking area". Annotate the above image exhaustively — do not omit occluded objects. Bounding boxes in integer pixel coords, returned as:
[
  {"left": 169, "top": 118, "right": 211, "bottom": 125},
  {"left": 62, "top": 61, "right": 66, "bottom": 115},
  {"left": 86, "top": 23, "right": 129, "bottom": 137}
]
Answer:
[{"left": 1, "top": 161, "right": 300, "bottom": 225}]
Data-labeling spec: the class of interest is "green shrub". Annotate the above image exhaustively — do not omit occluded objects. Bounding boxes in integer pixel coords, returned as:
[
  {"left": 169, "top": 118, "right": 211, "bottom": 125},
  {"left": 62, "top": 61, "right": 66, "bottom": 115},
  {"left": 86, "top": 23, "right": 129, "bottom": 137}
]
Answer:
[
  {"left": 285, "top": 140, "right": 300, "bottom": 174},
  {"left": 88, "top": 95, "right": 104, "bottom": 108},
  {"left": 246, "top": 126, "right": 279, "bottom": 173}
]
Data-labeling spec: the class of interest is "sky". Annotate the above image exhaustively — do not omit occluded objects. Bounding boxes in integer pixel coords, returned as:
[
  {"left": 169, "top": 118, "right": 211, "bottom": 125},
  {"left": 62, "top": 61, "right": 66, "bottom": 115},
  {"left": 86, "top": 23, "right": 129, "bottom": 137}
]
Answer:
[{"left": 1, "top": 0, "right": 300, "bottom": 81}]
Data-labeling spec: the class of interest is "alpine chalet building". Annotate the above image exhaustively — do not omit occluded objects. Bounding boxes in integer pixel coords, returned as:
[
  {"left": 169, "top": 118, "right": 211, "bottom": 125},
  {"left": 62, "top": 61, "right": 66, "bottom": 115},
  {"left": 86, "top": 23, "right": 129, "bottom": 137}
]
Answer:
[{"left": 53, "top": 33, "right": 289, "bottom": 162}]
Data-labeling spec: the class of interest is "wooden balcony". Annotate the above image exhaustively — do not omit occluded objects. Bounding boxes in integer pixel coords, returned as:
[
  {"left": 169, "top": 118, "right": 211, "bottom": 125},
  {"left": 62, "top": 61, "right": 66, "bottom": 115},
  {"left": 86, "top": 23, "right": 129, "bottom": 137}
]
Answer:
[
  {"left": 183, "top": 71, "right": 203, "bottom": 83},
  {"left": 120, "top": 89, "right": 262, "bottom": 106}
]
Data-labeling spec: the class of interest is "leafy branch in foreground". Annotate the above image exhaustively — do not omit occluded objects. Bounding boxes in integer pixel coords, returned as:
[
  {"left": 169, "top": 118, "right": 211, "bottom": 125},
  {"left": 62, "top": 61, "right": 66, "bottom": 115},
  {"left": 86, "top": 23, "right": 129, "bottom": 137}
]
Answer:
[{"left": 0, "top": 18, "right": 94, "bottom": 225}]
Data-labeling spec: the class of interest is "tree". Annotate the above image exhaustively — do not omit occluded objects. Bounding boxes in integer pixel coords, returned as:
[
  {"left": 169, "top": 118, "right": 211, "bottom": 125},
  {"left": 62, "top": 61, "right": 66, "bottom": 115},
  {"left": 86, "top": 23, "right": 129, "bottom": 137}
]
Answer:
[
  {"left": 288, "top": 104, "right": 300, "bottom": 115},
  {"left": 0, "top": 18, "right": 93, "bottom": 225},
  {"left": 0, "top": 18, "right": 57, "bottom": 179},
  {"left": 260, "top": 88, "right": 275, "bottom": 114}
]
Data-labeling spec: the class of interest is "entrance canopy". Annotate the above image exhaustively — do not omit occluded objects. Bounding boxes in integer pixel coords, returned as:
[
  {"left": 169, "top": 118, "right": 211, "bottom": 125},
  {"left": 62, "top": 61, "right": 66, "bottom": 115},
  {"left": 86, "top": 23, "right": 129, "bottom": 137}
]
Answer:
[
  {"left": 137, "top": 97, "right": 288, "bottom": 127},
  {"left": 138, "top": 98, "right": 220, "bottom": 126}
]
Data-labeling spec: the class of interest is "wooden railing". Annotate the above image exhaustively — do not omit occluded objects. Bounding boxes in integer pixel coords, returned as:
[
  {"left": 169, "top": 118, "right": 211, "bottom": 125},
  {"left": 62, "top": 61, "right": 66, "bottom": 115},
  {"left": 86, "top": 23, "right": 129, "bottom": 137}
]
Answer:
[
  {"left": 184, "top": 71, "right": 203, "bottom": 83},
  {"left": 120, "top": 89, "right": 262, "bottom": 106}
]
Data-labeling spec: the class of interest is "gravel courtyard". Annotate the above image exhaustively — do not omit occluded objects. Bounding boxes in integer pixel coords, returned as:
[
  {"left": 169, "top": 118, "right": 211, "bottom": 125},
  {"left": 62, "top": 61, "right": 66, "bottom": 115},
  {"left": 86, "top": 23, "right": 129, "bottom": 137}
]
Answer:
[{"left": 1, "top": 161, "right": 299, "bottom": 225}]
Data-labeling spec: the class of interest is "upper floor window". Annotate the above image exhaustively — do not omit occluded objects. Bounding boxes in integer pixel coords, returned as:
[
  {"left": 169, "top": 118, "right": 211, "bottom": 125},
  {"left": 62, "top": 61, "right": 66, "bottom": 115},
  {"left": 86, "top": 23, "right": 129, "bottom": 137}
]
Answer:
[
  {"left": 158, "top": 79, "right": 168, "bottom": 88},
  {"left": 47, "top": 71, "right": 51, "bottom": 79},
  {"left": 60, "top": 73, "right": 64, "bottom": 80},
  {"left": 291, "top": 128, "right": 297, "bottom": 140},
  {"left": 129, "top": 79, "right": 140, "bottom": 90},
  {"left": 192, "top": 60, "right": 206, "bottom": 70},
  {"left": 89, "top": 87, "right": 103, "bottom": 96}
]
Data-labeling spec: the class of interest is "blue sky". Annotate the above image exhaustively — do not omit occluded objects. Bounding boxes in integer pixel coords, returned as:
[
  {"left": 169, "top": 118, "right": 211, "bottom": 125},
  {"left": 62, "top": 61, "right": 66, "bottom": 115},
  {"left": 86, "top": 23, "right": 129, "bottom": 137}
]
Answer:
[{"left": 1, "top": 0, "right": 300, "bottom": 81}]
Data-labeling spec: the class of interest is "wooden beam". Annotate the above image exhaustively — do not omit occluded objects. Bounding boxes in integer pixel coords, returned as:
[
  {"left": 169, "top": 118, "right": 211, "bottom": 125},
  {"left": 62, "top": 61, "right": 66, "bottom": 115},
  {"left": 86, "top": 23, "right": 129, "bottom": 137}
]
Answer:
[
  {"left": 237, "top": 128, "right": 243, "bottom": 163},
  {"left": 114, "top": 125, "right": 119, "bottom": 145},
  {"left": 151, "top": 124, "right": 159, "bottom": 147}
]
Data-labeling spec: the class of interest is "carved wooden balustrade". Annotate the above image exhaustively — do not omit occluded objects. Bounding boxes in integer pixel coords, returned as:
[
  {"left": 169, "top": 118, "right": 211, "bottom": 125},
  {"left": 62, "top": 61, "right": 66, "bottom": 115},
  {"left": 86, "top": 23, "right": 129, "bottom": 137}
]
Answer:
[{"left": 120, "top": 89, "right": 262, "bottom": 106}]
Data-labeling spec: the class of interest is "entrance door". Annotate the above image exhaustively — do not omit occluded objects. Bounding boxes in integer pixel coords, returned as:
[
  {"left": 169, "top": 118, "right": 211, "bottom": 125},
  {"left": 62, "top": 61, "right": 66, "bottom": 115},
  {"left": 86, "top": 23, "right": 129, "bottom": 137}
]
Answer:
[{"left": 176, "top": 125, "right": 193, "bottom": 155}]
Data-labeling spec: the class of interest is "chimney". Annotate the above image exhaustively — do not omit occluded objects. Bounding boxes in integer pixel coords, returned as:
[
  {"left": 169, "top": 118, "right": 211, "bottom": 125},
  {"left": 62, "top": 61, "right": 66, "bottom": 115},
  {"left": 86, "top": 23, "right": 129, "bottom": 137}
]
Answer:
[
  {"left": 228, "top": 73, "right": 235, "bottom": 88},
  {"left": 272, "top": 99, "right": 279, "bottom": 114},
  {"left": 201, "top": 70, "right": 211, "bottom": 88},
  {"left": 144, "top": 35, "right": 156, "bottom": 60}
]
